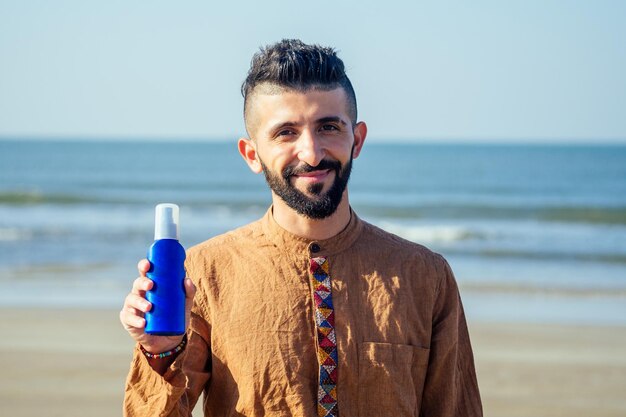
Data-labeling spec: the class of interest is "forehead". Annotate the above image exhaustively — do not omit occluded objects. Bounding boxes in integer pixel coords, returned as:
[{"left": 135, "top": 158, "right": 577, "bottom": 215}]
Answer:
[{"left": 247, "top": 86, "right": 351, "bottom": 130}]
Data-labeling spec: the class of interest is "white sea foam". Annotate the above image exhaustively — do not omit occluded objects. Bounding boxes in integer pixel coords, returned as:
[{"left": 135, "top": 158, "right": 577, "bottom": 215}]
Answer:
[
  {"left": 0, "top": 228, "right": 32, "bottom": 241},
  {"left": 379, "top": 221, "right": 481, "bottom": 243}
]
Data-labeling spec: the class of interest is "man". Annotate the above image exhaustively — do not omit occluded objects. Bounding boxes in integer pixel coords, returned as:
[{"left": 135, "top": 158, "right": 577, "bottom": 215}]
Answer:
[{"left": 120, "top": 39, "right": 482, "bottom": 417}]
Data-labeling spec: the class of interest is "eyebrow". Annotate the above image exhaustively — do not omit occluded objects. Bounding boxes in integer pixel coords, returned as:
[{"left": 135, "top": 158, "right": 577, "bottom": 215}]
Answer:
[
  {"left": 269, "top": 121, "right": 298, "bottom": 134},
  {"left": 317, "top": 116, "right": 348, "bottom": 126}
]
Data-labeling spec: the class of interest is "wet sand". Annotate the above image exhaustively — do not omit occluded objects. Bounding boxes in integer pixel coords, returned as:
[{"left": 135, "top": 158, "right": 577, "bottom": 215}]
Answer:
[{"left": 0, "top": 307, "right": 624, "bottom": 417}]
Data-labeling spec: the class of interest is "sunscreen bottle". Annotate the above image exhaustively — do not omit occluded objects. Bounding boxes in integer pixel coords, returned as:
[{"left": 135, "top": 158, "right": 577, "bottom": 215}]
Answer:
[{"left": 145, "top": 203, "right": 186, "bottom": 335}]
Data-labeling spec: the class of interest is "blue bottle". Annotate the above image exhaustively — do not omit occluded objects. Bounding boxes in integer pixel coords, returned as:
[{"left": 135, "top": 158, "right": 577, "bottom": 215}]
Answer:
[{"left": 145, "top": 203, "right": 186, "bottom": 335}]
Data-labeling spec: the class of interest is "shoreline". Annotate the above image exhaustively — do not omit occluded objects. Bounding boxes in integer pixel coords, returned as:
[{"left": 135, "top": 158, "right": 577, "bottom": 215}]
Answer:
[{"left": 1, "top": 307, "right": 625, "bottom": 416}]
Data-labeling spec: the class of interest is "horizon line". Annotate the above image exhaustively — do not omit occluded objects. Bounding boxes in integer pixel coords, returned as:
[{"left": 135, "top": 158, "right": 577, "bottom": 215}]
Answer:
[{"left": 1, "top": 134, "right": 626, "bottom": 146}]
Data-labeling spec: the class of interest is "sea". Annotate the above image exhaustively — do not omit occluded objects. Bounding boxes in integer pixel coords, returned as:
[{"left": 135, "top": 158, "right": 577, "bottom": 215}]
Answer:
[{"left": 1, "top": 139, "right": 625, "bottom": 325}]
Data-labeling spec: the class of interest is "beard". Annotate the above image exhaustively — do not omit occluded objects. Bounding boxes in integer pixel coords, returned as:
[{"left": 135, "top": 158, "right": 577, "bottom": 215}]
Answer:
[{"left": 259, "top": 149, "right": 354, "bottom": 220}]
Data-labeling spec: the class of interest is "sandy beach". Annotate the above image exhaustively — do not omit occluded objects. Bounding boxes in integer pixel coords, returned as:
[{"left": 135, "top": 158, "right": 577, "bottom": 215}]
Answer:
[{"left": 0, "top": 307, "right": 624, "bottom": 417}]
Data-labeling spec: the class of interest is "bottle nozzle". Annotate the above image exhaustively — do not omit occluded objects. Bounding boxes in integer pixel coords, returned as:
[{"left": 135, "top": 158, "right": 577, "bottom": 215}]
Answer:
[{"left": 154, "top": 203, "right": 180, "bottom": 240}]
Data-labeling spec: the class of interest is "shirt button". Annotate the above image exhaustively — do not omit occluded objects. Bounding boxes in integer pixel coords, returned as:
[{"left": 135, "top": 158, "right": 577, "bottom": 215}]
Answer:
[{"left": 309, "top": 243, "right": 321, "bottom": 253}]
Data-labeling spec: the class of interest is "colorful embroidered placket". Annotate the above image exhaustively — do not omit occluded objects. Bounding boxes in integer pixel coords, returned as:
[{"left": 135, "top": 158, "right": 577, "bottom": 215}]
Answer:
[{"left": 309, "top": 257, "right": 339, "bottom": 417}]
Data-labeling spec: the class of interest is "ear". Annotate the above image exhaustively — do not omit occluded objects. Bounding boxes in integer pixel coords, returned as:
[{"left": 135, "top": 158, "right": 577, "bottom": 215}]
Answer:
[
  {"left": 351, "top": 121, "right": 367, "bottom": 159},
  {"left": 238, "top": 137, "right": 263, "bottom": 174}
]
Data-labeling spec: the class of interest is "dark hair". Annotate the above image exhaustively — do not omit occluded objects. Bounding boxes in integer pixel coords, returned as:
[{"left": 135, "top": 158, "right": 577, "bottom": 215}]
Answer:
[{"left": 242, "top": 39, "right": 357, "bottom": 126}]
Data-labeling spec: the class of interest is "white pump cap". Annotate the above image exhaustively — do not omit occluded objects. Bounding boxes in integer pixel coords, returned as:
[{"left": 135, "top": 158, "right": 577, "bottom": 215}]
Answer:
[{"left": 154, "top": 203, "right": 180, "bottom": 240}]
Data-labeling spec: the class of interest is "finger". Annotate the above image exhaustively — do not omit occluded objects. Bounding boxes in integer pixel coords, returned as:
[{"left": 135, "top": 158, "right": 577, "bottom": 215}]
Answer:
[
  {"left": 137, "top": 259, "right": 151, "bottom": 276},
  {"left": 119, "top": 309, "right": 146, "bottom": 330},
  {"left": 123, "top": 304, "right": 144, "bottom": 318},
  {"left": 131, "top": 276, "right": 153, "bottom": 295},
  {"left": 184, "top": 278, "right": 197, "bottom": 300},
  {"left": 125, "top": 293, "right": 152, "bottom": 313},
  {"left": 183, "top": 279, "right": 196, "bottom": 331}
]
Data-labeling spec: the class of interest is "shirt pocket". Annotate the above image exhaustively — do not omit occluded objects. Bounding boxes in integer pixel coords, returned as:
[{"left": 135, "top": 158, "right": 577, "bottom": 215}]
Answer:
[{"left": 357, "top": 342, "right": 430, "bottom": 417}]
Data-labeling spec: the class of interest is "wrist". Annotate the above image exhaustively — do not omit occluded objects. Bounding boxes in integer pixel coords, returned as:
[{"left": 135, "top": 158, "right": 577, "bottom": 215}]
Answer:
[{"left": 140, "top": 334, "right": 188, "bottom": 360}]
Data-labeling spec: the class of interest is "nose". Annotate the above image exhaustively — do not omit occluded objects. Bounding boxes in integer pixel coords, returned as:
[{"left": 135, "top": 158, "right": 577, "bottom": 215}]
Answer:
[{"left": 296, "top": 130, "right": 325, "bottom": 167}]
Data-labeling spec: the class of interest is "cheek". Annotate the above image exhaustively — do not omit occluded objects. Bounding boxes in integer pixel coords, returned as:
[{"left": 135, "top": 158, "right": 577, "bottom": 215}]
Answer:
[
  {"left": 328, "top": 140, "right": 354, "bottom": 162},
  {"left": 267, "top": 146, "right": 299, "bottom": 170}
]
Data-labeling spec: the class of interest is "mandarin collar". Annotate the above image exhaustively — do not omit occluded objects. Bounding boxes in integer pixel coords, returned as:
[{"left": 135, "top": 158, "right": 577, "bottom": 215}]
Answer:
[{"left": 261, "top": 206, "right": 363, "bottom": 257}]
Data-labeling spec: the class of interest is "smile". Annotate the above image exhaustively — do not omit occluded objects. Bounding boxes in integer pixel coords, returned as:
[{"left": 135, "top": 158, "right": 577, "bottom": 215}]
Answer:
[{"left": 293, "top": 169, "right": 332, "bottom": 182}]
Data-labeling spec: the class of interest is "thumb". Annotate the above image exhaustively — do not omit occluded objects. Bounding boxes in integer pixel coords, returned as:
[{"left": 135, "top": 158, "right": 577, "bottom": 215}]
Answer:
[
  {"left": 184, "top": 278, "right": 197, "bottom": 301},
  {"left": 183, "top": 278, "right": 196, "bottom": 332}
]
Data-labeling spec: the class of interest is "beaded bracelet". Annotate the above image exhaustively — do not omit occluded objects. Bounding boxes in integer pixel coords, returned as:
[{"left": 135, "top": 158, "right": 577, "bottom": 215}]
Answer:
[{"left": 140, "top": 334, "right": 188, "bottom": 359}]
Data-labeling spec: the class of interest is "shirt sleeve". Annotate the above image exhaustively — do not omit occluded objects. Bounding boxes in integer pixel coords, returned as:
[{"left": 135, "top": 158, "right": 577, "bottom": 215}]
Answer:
[
  {"left": 123, "top": 309, "right": 212, "bottom": 417},
  {"left": 419, "top": 256, "right": 483, "bottom": 417}
]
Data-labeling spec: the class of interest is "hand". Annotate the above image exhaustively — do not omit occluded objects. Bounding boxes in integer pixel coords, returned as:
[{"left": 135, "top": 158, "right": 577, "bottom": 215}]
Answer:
[{"left": 119, "top": 259, "right": 197, "bottom": 354}]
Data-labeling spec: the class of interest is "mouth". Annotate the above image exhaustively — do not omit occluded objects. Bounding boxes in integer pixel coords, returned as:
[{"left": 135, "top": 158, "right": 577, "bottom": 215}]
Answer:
[{"left": 292, "top": 169, "right": 332, "bottom": 182}]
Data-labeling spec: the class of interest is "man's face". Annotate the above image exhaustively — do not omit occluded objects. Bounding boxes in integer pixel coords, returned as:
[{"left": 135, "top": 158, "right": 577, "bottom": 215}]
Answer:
[
  {"left": 241, "top": 87, "right": 366, "bottom": 219},
  {"left": 258, "top": 145, "right": 354, "bottom": 219}
]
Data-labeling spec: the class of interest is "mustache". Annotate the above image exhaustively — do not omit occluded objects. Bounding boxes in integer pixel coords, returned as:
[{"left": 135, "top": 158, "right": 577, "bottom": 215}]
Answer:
[{"left": 282, "top": 159, "right": 342, "bottom": 177}]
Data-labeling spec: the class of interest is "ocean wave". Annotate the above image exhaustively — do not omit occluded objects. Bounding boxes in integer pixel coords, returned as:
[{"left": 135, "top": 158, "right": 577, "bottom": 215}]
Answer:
[
  {"left": 0, "top": 189, "right": 271, "bottom": 207},
  {"left": 379, "top": 222, "right": 487, "bottom": 243},
  {"left": 357, "top": 204, "right": 626, "bottom": 225},
  {"left": 445, "top": 248, "right": 626, "bottom": 265},
  {"left": 458, "top": 282, "right": 626, "bottom": 297},
  {"left": 0, "top": 191, "right": 99, "bottom": 205},
  {"left": 538, "top": 207, "right": 626, "bottom": 225},
  {"left": 0, "top": 228, "right": 33, "bottom": 241},
  {"left": 2, "top": 189, "right": 626, "bottom": 226}
]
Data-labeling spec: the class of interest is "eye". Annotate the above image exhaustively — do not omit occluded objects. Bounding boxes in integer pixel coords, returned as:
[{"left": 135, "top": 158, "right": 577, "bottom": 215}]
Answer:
[
  {"left": 320, "top": 124, "right": 340, "bottom": 132},
  {"left": 277, "top": 129, "right": 296, "bottom": 137}
]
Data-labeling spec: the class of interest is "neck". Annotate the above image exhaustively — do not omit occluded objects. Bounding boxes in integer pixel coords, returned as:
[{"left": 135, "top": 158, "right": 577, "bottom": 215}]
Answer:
[{"left": 271, "top": 192, "right": 351, "bottom": 241}]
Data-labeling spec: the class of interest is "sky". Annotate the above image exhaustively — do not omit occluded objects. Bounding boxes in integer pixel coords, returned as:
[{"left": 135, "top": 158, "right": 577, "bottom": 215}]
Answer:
[{"left": 0, "top": 0, "right": 625, "bottom": 143}]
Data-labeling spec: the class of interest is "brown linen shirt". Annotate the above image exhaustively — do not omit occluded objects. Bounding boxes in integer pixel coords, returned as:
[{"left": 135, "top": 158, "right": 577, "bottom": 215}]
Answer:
[{"left": 124, "top": 208, "right": 482, "bottom": 417}]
